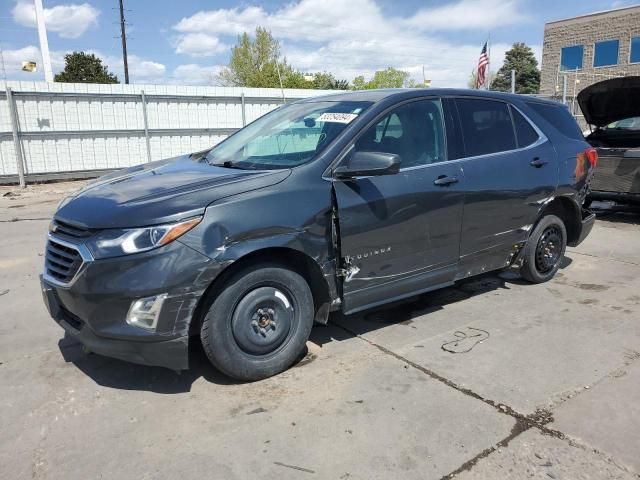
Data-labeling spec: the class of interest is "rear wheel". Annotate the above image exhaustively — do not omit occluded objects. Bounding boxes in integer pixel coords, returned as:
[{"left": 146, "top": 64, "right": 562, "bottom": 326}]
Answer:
[
  {"left": 200, "top": 263, "right": 314, "bottom": 381},
  {"left": 520, "top": 214, "right": 567, "bottom": 283}
]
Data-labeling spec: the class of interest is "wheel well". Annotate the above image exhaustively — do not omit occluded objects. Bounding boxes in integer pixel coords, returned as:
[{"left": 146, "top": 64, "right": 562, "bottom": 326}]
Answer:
[
  {"left": 189, "top": 247, "right": 331, "bottom": 335},
  {"left": 539, "top": 197, "right": 581, "bottom": 245}
]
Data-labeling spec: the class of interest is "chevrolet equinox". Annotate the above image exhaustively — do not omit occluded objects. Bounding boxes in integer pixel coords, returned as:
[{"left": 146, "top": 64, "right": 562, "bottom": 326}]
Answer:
[{"left": 41, "top": 89, "right": 597, "bottom": 380}]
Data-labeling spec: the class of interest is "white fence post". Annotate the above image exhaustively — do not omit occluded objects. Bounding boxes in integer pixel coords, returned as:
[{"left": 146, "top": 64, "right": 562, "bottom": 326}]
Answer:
[
  {"left": 6, "top": 87, "right": 26, "bottom": 187},
  {"left": 140, "top": 90, "right": 152, "bottom": 163},
  {"left": 241, "top": 92, "right": 246, "bottom": 127}
]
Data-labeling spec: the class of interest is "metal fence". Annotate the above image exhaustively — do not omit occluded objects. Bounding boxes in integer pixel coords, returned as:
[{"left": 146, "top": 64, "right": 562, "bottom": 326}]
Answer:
[{"left": 0, "top": 81, "right": 339, "bottom": 186}]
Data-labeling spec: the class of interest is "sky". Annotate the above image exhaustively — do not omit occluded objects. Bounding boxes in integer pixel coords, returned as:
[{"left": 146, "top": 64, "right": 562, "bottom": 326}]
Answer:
[{"left": 0, "top": 0, "right": 637, "bottom": 87}]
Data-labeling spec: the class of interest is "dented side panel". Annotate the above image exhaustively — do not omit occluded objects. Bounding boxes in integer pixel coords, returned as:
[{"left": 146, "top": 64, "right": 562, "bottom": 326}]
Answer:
[
  {"left": 179, "top": 168, "right": 339, "bottom": 306},
  {"left": 332, "top": 164, "right": 466, "bottom": 314}
]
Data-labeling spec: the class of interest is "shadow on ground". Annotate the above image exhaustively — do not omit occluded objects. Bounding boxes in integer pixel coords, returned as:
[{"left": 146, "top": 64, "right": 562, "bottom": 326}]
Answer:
[
  {"left": 315, "top": 267, "right": 535, "bottom": 343},
  {"left": 590, "top": 201, "right": 640, "bottom": 225},
  {"left": 58, "top": 261, "right": 573, "bottom": 393},
  {"left": 58, "top": 335, "right": 236, "bottom": 393}
]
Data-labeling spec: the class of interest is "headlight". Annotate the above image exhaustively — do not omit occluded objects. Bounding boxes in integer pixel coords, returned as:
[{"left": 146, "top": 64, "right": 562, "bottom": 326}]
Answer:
[{"left": 86, "top": 217, "right": 201, "bottom": 259}]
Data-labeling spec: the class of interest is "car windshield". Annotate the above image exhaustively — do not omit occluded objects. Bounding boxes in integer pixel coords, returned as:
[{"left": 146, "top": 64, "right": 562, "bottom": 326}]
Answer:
[
  {"left": 605, "top": 117, "right": 640, "bottom": 131},
  {"left": 206, "top": 100, "right": 372, "bottom": 169}
]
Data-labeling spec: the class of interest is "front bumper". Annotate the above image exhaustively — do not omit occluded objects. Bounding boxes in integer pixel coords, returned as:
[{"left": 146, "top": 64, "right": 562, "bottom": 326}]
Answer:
[
  {"left": 42, "top": 279, "right": 190, "bottom": 369},
  {"left": 41, "top": 239, "right": 220, "bottom": 370}
]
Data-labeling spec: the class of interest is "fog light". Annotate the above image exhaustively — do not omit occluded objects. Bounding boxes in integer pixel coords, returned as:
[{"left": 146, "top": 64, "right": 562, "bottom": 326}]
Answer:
[{"left": 126, "top": 294, "right": 168, "bottom": 331}]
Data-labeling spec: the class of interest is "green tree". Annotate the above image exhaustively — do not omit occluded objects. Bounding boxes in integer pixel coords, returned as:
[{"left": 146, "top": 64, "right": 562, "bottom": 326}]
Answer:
[
  {"left": 490, "top": 43, "right": 540, "bottom": 94},
  {"left": 215, "top": 27, "right": 298, "bottom": 88},
  {"left": 351, "top": 67, "right": 412, "bottom": 90},
  {"left": 215, "top": 28, "right": 348, "bottom": 89},
  {"left": 54, "top": 52, "right": 119, "bottom": 83},
  {"left": 309, "top": 72, "right": 349, "bottom": 90}
]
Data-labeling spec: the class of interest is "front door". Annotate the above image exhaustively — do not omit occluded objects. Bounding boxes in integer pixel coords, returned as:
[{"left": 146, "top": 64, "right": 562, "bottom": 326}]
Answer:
[{"left": 333, "top": 98, "right": 465, "bottom": 314}]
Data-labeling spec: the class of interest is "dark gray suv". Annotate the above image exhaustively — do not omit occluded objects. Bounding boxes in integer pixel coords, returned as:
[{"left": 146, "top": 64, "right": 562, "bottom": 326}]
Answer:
[{"left": 41, "top": 89, "right": 596, "bottom": 380}]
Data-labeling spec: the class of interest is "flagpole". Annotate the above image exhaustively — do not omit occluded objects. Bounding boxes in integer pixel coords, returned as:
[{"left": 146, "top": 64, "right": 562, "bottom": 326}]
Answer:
[{"left": 486, "top": 33, "right": 491, "bottom": 90}]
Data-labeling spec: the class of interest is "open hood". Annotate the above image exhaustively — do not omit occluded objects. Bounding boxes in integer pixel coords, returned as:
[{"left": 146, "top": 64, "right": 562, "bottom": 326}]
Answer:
[{"left": 577, "top": 76, "right": 640, "bottom": 127}]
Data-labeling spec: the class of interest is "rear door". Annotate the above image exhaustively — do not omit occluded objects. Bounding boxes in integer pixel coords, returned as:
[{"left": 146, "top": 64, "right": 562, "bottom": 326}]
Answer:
[
  {"left": 453, "top": 97, "right": 558, "bottom": 277},
  {"left": 333, "top": 98, "right": 465, "bottom": 313}
]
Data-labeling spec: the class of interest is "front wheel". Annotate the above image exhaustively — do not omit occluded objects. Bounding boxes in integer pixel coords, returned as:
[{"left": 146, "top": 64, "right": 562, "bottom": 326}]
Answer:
[
  {"left": 200, "top": 263, "right": 314, "bottom": 381},
  {"left": 520, "top": 214, "right": 567, "bottom": 283}
]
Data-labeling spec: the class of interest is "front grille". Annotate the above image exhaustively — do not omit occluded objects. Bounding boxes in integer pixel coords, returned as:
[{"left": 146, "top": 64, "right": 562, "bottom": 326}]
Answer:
[
  {"left": 50, "top": 219, "right": 93, "bottom": 238},
  {"left": 45, "top": 238, "right": 84, "bottom": 285}
]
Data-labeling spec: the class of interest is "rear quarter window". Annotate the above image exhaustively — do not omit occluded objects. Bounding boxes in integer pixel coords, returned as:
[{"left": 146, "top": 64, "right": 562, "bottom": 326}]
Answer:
[
  {"left": 510, "top": 106, "right": 539, "bottom": 148},
  {"left": 526, "top": 102, "right": 584, "bottom": 140}
]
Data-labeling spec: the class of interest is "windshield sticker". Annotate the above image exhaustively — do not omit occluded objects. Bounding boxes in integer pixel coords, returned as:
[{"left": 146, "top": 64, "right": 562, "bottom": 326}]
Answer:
[{"left": 317, "top": 113, "right": 359, "bottom": 124}]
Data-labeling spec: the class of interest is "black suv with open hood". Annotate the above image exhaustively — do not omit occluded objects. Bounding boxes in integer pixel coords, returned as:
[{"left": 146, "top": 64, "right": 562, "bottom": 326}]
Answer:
[
  {"left": 41, "top": 89, "right": 596, "bottom": 381},
  {"left": 579, "top": 76, "right": 640, "bottom": 205}
]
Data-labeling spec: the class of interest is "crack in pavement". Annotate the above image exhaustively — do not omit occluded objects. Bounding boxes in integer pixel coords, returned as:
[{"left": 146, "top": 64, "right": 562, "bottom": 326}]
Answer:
[
  {"left": 0, "top": 217, "right": 50, "bottom": 223},
  {"left": 569, "top": 250, "right": 640, "bottom": 267},
  {"left": 332, "top": 322, "right": 640, "bottom": 479}
]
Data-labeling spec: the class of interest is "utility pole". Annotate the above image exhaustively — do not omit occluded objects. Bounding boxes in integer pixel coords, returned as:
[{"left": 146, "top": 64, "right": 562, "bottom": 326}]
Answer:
[
  {"left": 118, "top": 0, "right": 129, "bottom": 84},
  {"left": 34, "top": 0, "right": 53, "bottom": 82}
]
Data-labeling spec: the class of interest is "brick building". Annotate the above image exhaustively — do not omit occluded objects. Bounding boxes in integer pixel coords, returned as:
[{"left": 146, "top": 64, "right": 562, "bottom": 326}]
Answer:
[{"left": 540, "top": 5, "right": 640, "bottom": 117}]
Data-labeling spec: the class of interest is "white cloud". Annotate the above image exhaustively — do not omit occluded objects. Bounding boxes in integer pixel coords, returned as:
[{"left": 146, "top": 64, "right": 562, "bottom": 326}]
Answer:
[
  {"left": 173, "top": 0, "right": 539, "bottom": 87},
  {"left": 405, "top": 0, "right": 529, "bottom": 31},
  {"left": 170, "top": 64, "right": 224, "bottom": 85},
  {"left": 174, "top": 33, "right": 228, "bottom": 57},
  {"left": 12, "top": 0, "right": 99, "bottom": 39},
  {"left": 0, "top": 45, "right": 65, "bottom": 80},
  {"left": 85, "top": 51, "right": 167, "bottom": 83},
  {"left": 171, "top": 0, "right": 534, "bottom": 87},
  {"left": 0, "top": 46, "right": 165, "bottom": 84}
]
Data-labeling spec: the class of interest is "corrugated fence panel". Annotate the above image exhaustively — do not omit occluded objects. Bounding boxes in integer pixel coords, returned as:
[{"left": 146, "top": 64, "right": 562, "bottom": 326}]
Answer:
[{"left": 0, "top": 82, "right": 338, "bottom": 180}]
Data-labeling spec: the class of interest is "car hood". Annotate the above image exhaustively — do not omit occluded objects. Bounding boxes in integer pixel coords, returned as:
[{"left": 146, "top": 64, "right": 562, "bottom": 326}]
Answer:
[
  {"left": 55, "top": 152, "right": 291, "bottom": 229},
  {"left": 577, "top": 76, "right": 640, "bottom": 127}
]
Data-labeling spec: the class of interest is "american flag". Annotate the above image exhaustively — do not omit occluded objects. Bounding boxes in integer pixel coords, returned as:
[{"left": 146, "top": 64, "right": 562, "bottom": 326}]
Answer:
[{"left": 475, "top": 42, "right": 489, "bottom": 89}]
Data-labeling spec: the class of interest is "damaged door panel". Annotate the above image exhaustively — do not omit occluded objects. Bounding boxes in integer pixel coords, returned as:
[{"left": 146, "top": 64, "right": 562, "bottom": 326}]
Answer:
[{"left": 331, "top": 98, "right": 466, "bottom": 314}]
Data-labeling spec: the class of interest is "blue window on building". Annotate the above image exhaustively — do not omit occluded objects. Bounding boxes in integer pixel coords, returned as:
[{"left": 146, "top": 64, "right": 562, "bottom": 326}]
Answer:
[
  {"left": 631, "top": 37, "right": 640, "bottom": 63},
  {"left": 593, "top": 39, "right": 619, "bottom": 67},
  {"left": 560, "top": 45, "right": 584, "bottom": 71}
]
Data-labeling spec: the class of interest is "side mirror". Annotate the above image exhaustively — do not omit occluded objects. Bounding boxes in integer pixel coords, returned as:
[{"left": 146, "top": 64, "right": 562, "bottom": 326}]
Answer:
[{"left": 333, "top": 151, "right": 401, "bottom": 179}]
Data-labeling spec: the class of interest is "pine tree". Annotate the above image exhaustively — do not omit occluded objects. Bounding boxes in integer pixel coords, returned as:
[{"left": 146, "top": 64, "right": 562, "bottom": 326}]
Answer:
[
  {"left": 490, "top": 43, "right": 540, "bottom": 94},
  {"left": 54, "top": 52, "right": 119, "bottom": 84}
]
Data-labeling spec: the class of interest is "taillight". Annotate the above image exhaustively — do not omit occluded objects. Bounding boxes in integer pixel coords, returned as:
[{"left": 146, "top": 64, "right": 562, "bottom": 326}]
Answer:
[{"left": 585, "top": 147, "right": 598, "bottom": 168}]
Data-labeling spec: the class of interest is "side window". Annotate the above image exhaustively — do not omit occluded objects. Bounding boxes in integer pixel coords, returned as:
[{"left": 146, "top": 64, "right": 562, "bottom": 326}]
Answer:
[
  {"left": 526, "top": 102, "right": 584, "bottom": 140},
  {"left": 377, "top": 114, "right": 402, "bottom": 140},
  {"left": 355, "top": 99, "right": 447, "bottom": 168},
  {"left": 456, "top": 98, "right": 516, "bottom": 157},
  {"left": 510, "top": 106, "right": 539, "bottom": 148}
]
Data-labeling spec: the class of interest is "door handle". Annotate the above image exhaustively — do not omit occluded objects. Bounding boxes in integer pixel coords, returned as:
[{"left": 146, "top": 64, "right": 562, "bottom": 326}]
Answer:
[
  {"left": 434, "top": 175, "right": 459, "bottom": 186},
  {"left": 530, "top": 157, "right": 548, "bottom": 168}
]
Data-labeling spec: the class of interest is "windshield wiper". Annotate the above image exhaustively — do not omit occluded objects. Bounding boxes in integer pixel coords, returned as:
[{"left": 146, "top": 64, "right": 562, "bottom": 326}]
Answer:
[{"left": 209, "top": 159, "right": 246, "bottom": 169}]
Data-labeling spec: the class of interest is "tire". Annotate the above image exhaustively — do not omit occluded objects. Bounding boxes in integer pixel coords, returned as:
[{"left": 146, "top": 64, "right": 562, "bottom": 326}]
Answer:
[
  {"left": 200, "top": 263, "right": 314, "bottom": 381},
  {"left": 520, "top": 214, "right": 567, "bottom": 284}
]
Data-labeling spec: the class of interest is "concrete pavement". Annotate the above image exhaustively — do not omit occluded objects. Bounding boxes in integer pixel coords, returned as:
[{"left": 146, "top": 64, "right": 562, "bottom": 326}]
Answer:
[{"left": 1, "top": 183, "right": 639, "bottom": 479}]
